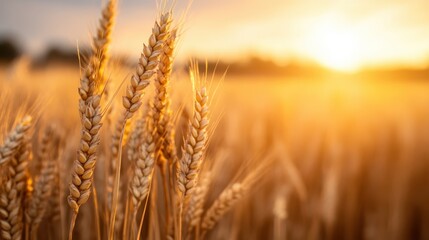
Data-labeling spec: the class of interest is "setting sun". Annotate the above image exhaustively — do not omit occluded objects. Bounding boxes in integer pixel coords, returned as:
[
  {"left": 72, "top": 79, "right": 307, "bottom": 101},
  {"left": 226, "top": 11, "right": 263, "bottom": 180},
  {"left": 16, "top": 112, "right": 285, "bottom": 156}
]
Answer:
[
  {"left": 304, "top": 17, "right": 362, "bottom": 72},
  {"left": 312, "top": 27, "right": 360, "bottom": 72}
]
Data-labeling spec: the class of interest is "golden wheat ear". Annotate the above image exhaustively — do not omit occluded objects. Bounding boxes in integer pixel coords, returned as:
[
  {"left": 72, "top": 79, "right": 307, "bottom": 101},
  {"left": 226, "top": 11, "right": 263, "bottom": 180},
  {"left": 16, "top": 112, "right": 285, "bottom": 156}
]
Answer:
[
  {"left": 67, "top": 1, "right": 118, "bottom": 238},
  {"left": 175, "top": 64, "right": 210, "bottom": 239},
  {"left": 176, "top": 72, "right": 210, "bottom": 202},
  {"left": 0, "top": 116, "right": 32, "bottom": 167},
  {"left": 200, "top": 183, "right": 245, "bottom": 235},
  {"left": 129, "top": 106, "right": 156, "bottom": 214},
  {"left": 185, "top": 171, "right": 211, "bottom": 235},
  {"left": 92, "top": 0, "right": 117, "bottom": 86},
  {"left": 108, "top": 12, "right": 173, "bottom": 239},
  {"left": 25, "top": 148, "right": 57, "bottom": 236},
  {"left": 0, "top": 116, "right": 32, "bottom": 240},
  {"left": 152, "top": 28, "right": 178, "bottom": 165},
  {"left": 198, "top": 152, "right": 274, "bottom": 238},
  {"left": 0, "top": 178, "right": 23, "bottom": 240}
]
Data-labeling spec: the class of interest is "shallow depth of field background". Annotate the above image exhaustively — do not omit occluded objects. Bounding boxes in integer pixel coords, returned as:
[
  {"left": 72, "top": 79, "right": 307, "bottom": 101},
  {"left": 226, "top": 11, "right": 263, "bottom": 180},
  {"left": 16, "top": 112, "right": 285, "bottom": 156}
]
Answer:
[{"left": 1, "top": 0, "right": 429, "bottom": 239}]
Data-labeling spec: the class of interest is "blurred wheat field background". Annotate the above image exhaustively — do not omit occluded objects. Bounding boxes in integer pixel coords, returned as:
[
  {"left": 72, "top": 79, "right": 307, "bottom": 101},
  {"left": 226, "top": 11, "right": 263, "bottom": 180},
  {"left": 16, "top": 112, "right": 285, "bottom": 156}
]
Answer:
[{"left": 1, "top": 0, "right": 429, "bottom": 240}]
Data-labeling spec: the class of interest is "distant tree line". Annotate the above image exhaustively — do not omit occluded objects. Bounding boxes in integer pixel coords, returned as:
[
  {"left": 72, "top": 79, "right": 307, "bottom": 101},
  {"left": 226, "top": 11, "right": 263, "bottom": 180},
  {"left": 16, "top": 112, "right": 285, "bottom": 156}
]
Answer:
[
  {"left": 0, "top": 37, "right": 86, "bottom": 66},
  {"left": 1, "top": 37, "right": 428, "bottom": 79},
  {"left": 0, "top": 39, "right": 21, "bottom": 63}
]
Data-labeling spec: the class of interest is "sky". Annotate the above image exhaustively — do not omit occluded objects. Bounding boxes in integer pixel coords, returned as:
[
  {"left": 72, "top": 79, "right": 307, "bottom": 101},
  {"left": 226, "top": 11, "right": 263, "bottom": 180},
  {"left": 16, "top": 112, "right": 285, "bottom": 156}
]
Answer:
[{"left": 1, "top": 0, "right": 429, "bottom": 71}]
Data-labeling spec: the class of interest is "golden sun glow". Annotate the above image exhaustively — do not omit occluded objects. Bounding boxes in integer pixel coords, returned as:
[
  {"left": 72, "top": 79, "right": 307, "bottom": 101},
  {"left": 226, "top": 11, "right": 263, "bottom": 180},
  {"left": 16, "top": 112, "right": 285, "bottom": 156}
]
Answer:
[
  {"left": 315, "top": 32, "right": 359, "bottom": 72},
  {"left": 309, "top": 21, "right": 362, "bottom": 72}
]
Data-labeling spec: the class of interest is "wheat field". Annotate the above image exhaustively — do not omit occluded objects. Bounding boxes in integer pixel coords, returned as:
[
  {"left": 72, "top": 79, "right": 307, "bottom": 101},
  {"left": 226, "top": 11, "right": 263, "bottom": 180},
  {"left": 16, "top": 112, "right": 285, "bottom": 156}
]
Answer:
[{"left": 1, "top": 1, "right": 429, "bottom": 240}]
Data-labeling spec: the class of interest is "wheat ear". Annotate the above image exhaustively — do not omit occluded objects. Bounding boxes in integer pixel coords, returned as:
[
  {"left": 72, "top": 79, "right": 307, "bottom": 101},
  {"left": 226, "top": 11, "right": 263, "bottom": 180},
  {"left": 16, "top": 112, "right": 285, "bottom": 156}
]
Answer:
[
  {"left": 129, "top": 110, "right": 156, "bottom": 211},
  {"left": 121, "top": 12, "right": 172, "bottom": 120},
  {"left": 152, "top": 28, "right": 177, "bottom": 165},
  {"left": 176, "top": 82, "right": 209, "bottom": 240},
  {"left": 108, "top": 12, "right": 172, "bottom": 239},
  {"left": 25, "top": 155, "right": 57, "bottom": 236},
  {"left": 127, "top": 117, "right": 145, "bottom": 164},
  {"left": 199, "top": 166, "right": 268, "bottom": 236},
  {"left": 68, "top": 2, "right": 115, "bottom": 231},
  {"left": 176, "top": 85, "right": 209, "bottom": 200},
  {"left": 35, "top": 125, "right": 52, "bottom": 172},
  {"left": 151, "top": 28, "right": 177, "bottom": 234},
  {"left": 0, "top": 117, "right": 32, "bottom": 240},
  {"left": 0, "top": 179, "right": 23, "bottom": 240},
  {"left": 8, "top": 142, "right": 31, "bottom": 193},
  {"left": 68, "top": 88, "right": 103, "bottom": 239},
  {"left": 92, "top": 0, "right": 116, "bottom": 83},
  {"left": 0, "top": 116, "right": 32, "bottom": 166},
  {"left": 186, "top": 172, "right": 211, "bottom": 235},
  {"left": 200, "top": 183, "right": 246, "bottom": 234},
  {"left": 161, "top": 99, "right": 177, "bottom": 165},
  {"left": 68, "top": 95, "right": 102, "bottom": 210}
]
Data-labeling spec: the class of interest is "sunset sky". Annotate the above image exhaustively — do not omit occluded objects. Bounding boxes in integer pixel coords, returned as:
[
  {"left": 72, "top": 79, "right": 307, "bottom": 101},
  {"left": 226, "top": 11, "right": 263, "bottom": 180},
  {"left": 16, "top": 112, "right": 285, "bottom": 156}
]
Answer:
[{"left": 1, "top": 0, "right": 429, "bottom": 71}]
